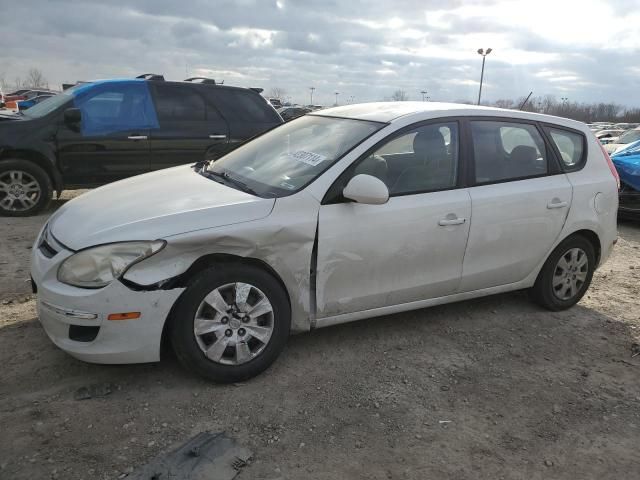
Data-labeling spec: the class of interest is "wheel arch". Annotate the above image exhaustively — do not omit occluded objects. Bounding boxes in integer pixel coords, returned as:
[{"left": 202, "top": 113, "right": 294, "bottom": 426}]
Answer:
[
  {"left": 0, "top": 148, "right": 63, "bottom": 194},
  {"left": 159, "top": 253, "right": 293, "bottom": 358},
  {"left": 562, "top": 229, "right": 602, "bottom": 267}
]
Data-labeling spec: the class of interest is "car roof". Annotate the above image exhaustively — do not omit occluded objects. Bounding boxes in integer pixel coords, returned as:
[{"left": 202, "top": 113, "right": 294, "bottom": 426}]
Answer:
[
  {"left": 71, "top": 78, "right": 260, "bottom": 96},
  {"left": 314, "top": 101, "right": 588, "bottom": 130}
]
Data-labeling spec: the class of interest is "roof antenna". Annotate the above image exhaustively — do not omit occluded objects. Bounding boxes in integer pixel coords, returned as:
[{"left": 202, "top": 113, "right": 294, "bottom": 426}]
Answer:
[{"left": 519, "top": 91, "right": 533, "bottom": 110}]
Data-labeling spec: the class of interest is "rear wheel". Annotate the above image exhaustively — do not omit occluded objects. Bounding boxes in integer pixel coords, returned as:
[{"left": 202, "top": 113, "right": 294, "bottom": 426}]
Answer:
[
  {"left": 170, "top": 264, "right": 290, "bottom": 382},
  {"left": 530, "top": 235, "right": 596, "bottom": 311},
  {"left": 0, "top": 159, "right": 52, "bottom": 216}
]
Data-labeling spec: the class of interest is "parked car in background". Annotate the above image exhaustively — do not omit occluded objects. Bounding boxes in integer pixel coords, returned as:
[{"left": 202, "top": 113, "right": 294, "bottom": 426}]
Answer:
[
  {"left": 17, "top": 94, "right": 55, "bottom": 110},
  {"left": 611, "top": 140, "right": 640, "bottom": 219},
  {"left": 2, "top": 89, "right": 56, "bottom": 109},
  {"left": 603, "top": 127, "right": 640, "bottom": 154},
  {"left": 595, "top": 129, "right": 625, "bottom": 144},
  {"left": 0, "top": 75, "right": 282, "bottom": 216},
  {"left": 268, "top": 98, "right": 282, "bottom": 108},
  {"left": 277, "top": 105, "right": 312, "bottom": 122},
  {"left": 30, "top": 102, "right": 618, "bottom": 382}
]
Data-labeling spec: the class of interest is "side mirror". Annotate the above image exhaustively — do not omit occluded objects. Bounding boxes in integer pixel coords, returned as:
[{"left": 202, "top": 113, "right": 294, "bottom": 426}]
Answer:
[
  {"left": 343, "top": 174, "right": 389, "bottom": 205},
  {"left": 63, "top": 108, "right": 82, "bottom": 125}
]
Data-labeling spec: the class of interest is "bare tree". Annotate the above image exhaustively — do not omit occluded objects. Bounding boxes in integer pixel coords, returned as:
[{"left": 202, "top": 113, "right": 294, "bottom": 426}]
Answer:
[
  {"left": 25, "top": 68, "right": 47, "bottom": 88},
  {"left": 268, "top": 87, "right": 286, "bottom": 100},
  {"left": 494, "top": 99, "right": 515, "bottom": 109},
  {"left": 391, "top": 89, "right": 408, "bottom": 101}
]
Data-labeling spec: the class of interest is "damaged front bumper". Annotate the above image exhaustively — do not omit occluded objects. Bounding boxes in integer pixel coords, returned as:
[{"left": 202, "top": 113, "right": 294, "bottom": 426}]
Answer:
[{"left": 30, "top": 231, "right": 184, "bottom": 364}]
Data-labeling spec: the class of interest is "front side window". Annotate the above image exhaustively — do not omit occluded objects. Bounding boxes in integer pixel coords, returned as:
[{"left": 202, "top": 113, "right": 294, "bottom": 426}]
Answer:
[
  {"left": 356, "top": 122, "right": 459, "bottom": 196},
  {"left": 206, "top": 115, "right": 383, "bottom": 197},
  {"left": 73, "top": 82, "right": 158, "bottom": 136},
  {"left": 548, "top": 128, "right": 584, "bottom": 168},
  {"left": 471, "top": 121, "right": 547, "bottom": 183}
]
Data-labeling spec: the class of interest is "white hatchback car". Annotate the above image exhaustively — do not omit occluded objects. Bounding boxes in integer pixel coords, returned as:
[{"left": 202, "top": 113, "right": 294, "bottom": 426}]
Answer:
[{"left": 31, "top": 102, "right": 619, "bottom": 382}]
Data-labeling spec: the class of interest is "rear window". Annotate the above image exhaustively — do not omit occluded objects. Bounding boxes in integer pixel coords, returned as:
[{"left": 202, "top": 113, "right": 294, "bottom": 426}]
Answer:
[
  {"left": 547, "top": 128, "right": 585, "bottom": 169},
  {"left": 206, "top": 89, "right": 280, "bottom": 123}
]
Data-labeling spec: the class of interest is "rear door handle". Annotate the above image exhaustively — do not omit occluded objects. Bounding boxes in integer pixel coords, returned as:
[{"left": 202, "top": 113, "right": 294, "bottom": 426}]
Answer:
[
  {"left": 438, "top": 217, "right": 466, "bottom": 226},
  {"left": 547, "top": 201, "right": 568, "bottom": 209},
  {"left": 209, "top": 134, "right": 227, "bottom": 140},
  {"left": 128, "top": 135, "right": 148, "bottom": 140}
]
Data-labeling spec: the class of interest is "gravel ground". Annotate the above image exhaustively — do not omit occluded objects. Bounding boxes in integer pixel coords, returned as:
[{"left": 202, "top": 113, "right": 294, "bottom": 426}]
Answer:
[{"left": 0, "top": 191, "right": 639, "bottom": 480}]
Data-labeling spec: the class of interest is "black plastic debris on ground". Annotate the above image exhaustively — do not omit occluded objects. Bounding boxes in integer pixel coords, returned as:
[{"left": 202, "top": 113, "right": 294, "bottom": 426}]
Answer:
[
  {"left": 73, "top": 383, "right": 116, "bottom": 400},
  {"left": 129, "top": 432, "right": 252, "bottom": 480}
]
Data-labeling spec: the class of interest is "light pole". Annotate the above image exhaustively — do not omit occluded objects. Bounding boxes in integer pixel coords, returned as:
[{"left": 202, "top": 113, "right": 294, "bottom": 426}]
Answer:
[
  {"left": 561, "top": 97, "right": 568, "bottom": 108},
  {"left": 334, "top": 91, "right": 340, "bottom": 106},
  {"left": 309, "top": 87, "right": 315, "bottom": 106},
  {"left": 420, "top": 90, "right": 428, "bottom": 101},
  {"left": 476, "top": 47, "right": 492, "bottom": 105},
  {"left": 349, "top": 95, "right": 355, "bottom": 103}
]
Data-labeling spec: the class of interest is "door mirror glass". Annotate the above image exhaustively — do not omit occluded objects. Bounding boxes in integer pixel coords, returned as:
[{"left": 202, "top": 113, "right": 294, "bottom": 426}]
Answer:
[
  {"left": 343, "top": 174, "right": 389, "bottom": 205},
  {"left": 64, "top": 107, "right": 82, "bottom": 125}
]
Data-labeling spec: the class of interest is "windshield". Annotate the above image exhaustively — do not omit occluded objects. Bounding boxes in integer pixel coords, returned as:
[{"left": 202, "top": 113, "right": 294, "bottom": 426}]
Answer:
[
  {"left": 617, "top": 130, "right": 640, "bottom": 144},
  {"left": 21, "top": 88, "right": 77, "bottom": 118},
  {"left": 206, "top": 115, "right": 384, "bottom": 197}
]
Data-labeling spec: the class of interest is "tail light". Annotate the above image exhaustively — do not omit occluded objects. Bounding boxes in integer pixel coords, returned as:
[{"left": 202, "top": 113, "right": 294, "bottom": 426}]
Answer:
[{"left": 599, "top": 142, "right": 620, "bottom": 190}]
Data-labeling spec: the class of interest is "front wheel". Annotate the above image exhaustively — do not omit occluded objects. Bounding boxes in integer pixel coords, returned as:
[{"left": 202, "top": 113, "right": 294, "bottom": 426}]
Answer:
[
  {"left": 0, "top": 159, "right": 52, "bottom": 216},
  {"left": 530, "top": 235, "right": 596, "bottom": 311},
  {"left": 170, "top": 264, "right": 290, "bottom": 382}
]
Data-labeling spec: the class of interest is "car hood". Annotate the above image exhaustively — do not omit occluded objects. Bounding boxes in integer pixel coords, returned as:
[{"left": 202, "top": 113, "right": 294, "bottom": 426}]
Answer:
[{"left": 49, "top": 165, "right": 275, "bottom": 250}]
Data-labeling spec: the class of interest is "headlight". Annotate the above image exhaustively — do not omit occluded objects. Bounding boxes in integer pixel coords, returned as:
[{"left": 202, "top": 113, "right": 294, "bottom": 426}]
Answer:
[{"left": 57, "top": 241, "right": 166, "bottom": 288}]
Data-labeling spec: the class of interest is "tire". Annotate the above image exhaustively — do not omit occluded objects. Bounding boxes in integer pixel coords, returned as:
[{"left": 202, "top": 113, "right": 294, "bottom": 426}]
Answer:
[
  {"left": 530, "top": 235, "right": 596, "bottom": 311},
  {"left": 0, "top": 159, "right": 52, "bottom": 216},
  {"left": 169, "top": 264, "right": 290, "bottom": 383}
]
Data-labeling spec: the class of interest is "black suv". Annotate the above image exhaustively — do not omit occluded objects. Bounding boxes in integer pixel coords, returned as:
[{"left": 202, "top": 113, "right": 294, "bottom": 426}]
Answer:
[{"left": 0, "top": 75, "right": 283, "bottom": 216}]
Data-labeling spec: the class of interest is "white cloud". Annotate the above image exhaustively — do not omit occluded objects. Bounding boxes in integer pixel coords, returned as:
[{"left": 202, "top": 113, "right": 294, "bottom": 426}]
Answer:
[{"left": 0, "top": 0, "right": 639, "bottom": 106}]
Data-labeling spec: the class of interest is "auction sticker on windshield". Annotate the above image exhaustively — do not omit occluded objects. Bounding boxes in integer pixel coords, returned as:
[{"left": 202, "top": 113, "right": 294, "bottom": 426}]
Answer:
[{"left": 288, "top": 150, "right": 326, "bottom": 166}]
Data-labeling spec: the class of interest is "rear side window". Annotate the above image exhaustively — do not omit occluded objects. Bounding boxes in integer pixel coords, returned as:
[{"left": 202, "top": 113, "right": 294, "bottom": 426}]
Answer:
[
  {"left": 470, "top": 121, "right": 548, "bottom": 184},
  {"left": 547, "top": 128, "right": 585, "bottom": 169},
  {"left": 153, "top": 84, "right": 206, "bottom": 122},
  {"left": 206, "top": 89, "right": 279, "bottom": 123}
]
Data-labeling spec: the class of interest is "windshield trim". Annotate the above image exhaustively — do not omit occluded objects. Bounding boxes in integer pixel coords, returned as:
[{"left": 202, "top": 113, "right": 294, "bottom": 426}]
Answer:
[{"left": 206, "top": 116, "right": 387, "bottom": 198}]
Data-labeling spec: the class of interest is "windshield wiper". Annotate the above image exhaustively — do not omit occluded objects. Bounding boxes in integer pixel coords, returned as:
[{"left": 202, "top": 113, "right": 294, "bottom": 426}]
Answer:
[{"left": 200, "top": 170, "right": 259, "bottom": 196}]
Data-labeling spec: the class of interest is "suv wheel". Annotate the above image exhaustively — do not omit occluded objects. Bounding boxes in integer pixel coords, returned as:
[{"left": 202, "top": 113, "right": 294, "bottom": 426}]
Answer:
[
  {"left": 170, "top": 264, "right": 290, "bottom": 382},
  {"left": 0, "top": 159, "right": 52, "bottom": 216},
  {"left": 530, "top": 235, "right": 596, "bottom": 311}
]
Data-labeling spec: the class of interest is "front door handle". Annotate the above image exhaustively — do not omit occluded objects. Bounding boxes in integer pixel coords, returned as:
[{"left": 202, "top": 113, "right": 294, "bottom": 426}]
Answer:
[
  {"left": 547, "top": 200, "right": 568, "bottom": 209},
  {"left": 209, "top": 134, "right": 227, "bottom": 140},
  {"left": 128, "top": 135, "right": 148, "bottom": 140},
  {"left": 438, "top": 217, "right": 466, "bottom": 226}
]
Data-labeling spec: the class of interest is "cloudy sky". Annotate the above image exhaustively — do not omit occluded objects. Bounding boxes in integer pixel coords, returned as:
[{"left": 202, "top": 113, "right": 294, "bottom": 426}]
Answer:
[{"left": 2, "top": 0, "right": 639, "bottom": 106}]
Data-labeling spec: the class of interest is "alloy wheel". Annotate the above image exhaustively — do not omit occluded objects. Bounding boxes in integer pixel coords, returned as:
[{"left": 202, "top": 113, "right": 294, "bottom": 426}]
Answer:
[
  {"left": 0, "top": 170, "right": 41, "bottom": 212},
  {"left": 552, "top": 247, "right": 588, "bottom": 301},
  {"left": 193, "top": 282, "right": 275, "bottom": 365}
]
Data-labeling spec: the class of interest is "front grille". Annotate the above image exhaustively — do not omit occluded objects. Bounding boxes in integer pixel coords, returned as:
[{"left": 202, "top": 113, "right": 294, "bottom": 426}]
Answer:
[
  {"left": 38, "top": 225, "right": 59, "bottom": 258},
  {"left": 39, "top": 238, "right": 58, "bottom": 258}
]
